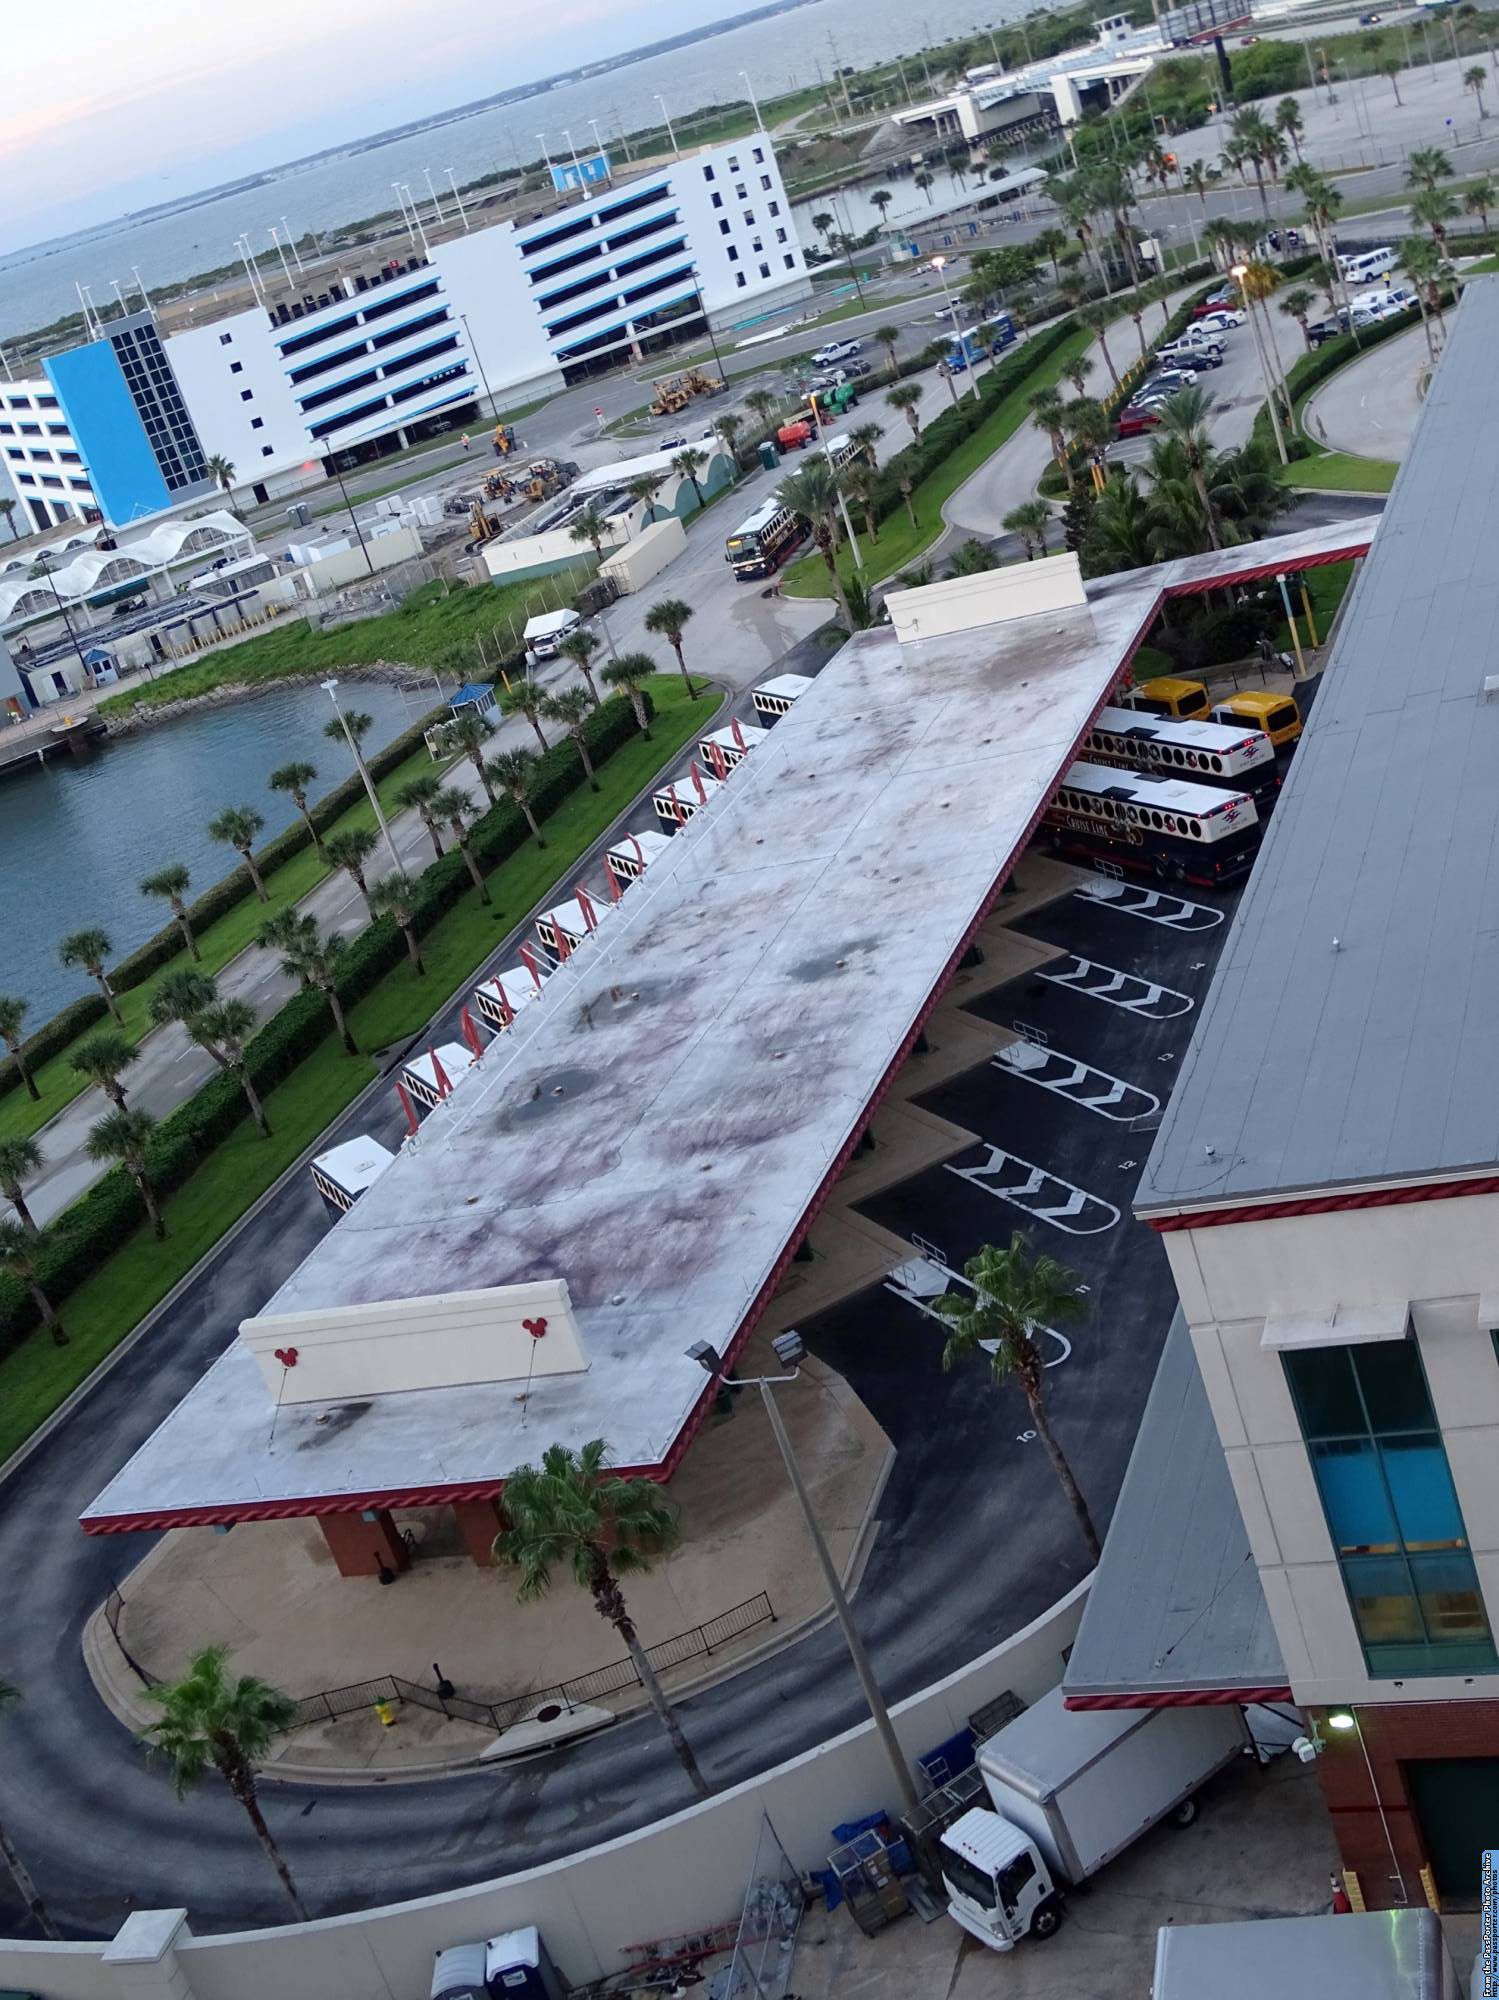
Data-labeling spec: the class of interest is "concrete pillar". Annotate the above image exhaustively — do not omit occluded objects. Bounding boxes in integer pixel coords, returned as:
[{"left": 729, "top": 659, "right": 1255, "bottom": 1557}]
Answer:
[
  {"left": 317, "top": 1509, "right": 411, "bottom": 1578},
  {"left": 102, "top": 1909, "right": 197, "bottom": 2000},
  {"left": 452, "top": 1496, "right": 505, "bottom": 1566}
]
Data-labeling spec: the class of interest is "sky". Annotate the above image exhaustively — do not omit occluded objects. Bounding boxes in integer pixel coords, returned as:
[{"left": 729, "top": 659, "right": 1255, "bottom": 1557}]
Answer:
[{"left": 3, "top": 0, "right": 727, "bottom": 248}]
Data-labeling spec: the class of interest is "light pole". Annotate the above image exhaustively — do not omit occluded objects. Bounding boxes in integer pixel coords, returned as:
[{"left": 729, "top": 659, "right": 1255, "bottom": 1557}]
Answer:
[
  {"left": 323, "top": 453, "right": 376, "bottom": 575},
  {"left": 268, "top": 226, "right": 295, "bottom": 293},
  {"left": 110, "top": 280, "right": 129, "bottom": 318},
  {"left": 740, "top": 68, "right": 764, "bottom": 130},
  {"left": 132, "top": 265, "right": 150, "bottom": 311},
  {"left": 32, "top": 552, "right": 92, "bottom": 688},
  {"left": 399, "top": 185, "right": 433, "bottom": 259},
  {"left": 537, "top": 133, "right": 554, "bottom": 181},
  {"left": 423, "top": 168, "right": 447, "bottom": 228},
  {"left": 1325, "top": 1710, "right": 1408, "bottom": 1906},
  {"left": 459, "top": 312, "right": 497, "bottom": 418},
  {"left": 279, "top": 217, "right": 306, "bottom": 274},
  {"left": 587, "top": 121, "right": 613, "bottom": 183},
  {"left": 931, "top": 254, "right": 974, "bottom": 399},
  {"left": 1231, "top": 262, "right": 1288, "bottom": 466},
  {"left": 689, "top": 267, "right": 729, "bottom": 388},
  {"left": 655, "top": 94, "right": 680, "bottom": 156},
  {"left": 562, "top": 127, "right": 586, "bottom": 198},
  {"left": 688, "top": 1333, "right": 919, "bottom": 1813},
  {"left": 234, "top": 239, "right": 263, "bottom": 308},
  {"left": 445, "top": 168, "right": 472, "bottom": 229},
  {"left": 321, "top": 677, "right": 406, "bottom": 881},
  {"left": 392, "top": 183, "right": 419, "bottom": 249}
]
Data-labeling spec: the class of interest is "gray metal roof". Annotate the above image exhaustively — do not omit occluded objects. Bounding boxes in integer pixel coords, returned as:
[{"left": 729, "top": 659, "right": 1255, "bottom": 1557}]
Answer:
[
  {"left": 1139, "top": 277, "right": 1499, "bottom": 1214},
  {"left": 1152, "top": 1910, "right": 1452, "bottom": 2000},
  {"left": 1064, "top": 1311, "right": 1286, "bottom": 1703}
]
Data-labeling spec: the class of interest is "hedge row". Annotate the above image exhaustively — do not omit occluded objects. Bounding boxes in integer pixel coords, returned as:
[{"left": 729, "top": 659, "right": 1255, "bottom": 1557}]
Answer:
[
  {"left": 0, "top": 706, "right": 445, "bottom": 1108},
  {"left": 0, "top": 690, "right": 651, "bottom": 1356}
]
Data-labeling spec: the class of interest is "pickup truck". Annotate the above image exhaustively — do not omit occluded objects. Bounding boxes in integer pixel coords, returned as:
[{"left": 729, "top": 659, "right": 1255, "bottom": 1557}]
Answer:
[{"left": 811, "top": 337, "right": 863, "bottom": 366}]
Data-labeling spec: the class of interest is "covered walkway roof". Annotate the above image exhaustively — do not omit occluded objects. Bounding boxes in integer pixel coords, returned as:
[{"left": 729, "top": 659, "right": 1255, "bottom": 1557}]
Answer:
[{"left": 83, "top": 516, "right": 1377, "bottom": 1535}]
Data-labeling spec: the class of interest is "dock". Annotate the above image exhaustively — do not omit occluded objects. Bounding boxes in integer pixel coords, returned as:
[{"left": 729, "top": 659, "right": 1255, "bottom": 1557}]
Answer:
[{"left": 0, "top": 712, "right": 109, "bottom": 781}]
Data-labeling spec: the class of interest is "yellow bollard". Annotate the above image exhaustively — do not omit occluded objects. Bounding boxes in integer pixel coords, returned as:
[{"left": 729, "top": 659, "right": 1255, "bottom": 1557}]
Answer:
[
  {"left": 1342, "top": 1868, "right": 1366, "bottom": 1913},
  {"left": 1300, "top": 583, "right": 1319, "bottom": 649}
]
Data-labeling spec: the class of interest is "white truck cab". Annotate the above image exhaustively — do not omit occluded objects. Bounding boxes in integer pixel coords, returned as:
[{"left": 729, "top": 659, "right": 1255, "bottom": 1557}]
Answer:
[{"left": 941, "top": 1808, "right": 1059, "bottom": 1952}]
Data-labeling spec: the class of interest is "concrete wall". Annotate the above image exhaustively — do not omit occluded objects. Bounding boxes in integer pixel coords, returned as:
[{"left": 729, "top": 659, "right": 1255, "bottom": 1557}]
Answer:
[
  {"left": 1164, "top": 1192, "right": 1499, "bottom": 1707},
  {"left": 0, "top": 1583, "right": 1088, "bottom": 2000},
  {"left": 295, "top": 524, "right": 420, "bottom": 595},
  {"left": 483, "top": 520, "right": 625, "bottom": 584}
]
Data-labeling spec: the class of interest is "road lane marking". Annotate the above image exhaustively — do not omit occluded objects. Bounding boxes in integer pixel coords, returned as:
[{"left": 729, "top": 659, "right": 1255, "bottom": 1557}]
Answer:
[
  {"left": 1038, "top": 953, "right": 1193, "bottom": 1020},
  {"left": 1074, "top": 881, "right": 1224, "bottom": 931},
  {"left": 993, "top": 1038, "right": 1160, "bottom": 1124},
  {"left": 943, "top": 1145, "right": 1120, "bottom": 1235}
]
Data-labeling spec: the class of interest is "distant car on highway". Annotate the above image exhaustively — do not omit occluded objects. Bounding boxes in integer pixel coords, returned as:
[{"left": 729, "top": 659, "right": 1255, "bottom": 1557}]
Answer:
[{"left": 811, "top": 338, "right": 863, "bottom": 366}]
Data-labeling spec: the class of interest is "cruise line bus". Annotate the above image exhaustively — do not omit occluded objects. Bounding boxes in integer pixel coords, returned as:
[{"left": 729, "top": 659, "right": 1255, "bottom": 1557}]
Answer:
[
  {"left": 1081, "top": 704, "right": 1280, "bottom": 813},
  {"left": 947, "top": 314, "right": 1016, "bottom": 371},
  {"left": 1042, "top": 761, "right": 1262, "bottom": 885},
  {"left": 725, "top": 432, "right": 861, "bottom": 578}
]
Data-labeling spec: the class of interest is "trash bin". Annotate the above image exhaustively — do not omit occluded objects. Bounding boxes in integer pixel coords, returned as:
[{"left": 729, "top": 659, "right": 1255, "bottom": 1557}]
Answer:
[{"left": 758, "top": 439, "right": 780, "bottom": 472}]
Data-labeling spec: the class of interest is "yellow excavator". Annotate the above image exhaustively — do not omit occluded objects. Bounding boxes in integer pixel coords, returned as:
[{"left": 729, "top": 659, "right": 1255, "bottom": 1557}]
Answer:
[
  {"left": 649, "top": 376, "right": 692, "bottom": 417},
  {"left": 492, "top": 423, "right": 517, "bottom": 456},
  {"left": 468, "top": 500, "right": 498, "bottom": 546}
]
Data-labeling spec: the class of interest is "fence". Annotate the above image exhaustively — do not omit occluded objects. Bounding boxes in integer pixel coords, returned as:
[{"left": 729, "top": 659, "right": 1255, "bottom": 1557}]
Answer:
[{"left": 102, "top": 1586, "right": 775, "bottom": 1736}]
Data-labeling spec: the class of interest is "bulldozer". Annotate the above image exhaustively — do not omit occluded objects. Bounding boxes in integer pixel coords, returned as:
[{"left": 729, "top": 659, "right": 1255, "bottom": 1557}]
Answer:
[
  {"left": 492, "top": 422, "right": 517, "bottom": 456},
  {"left": 649, "top": 376, "right": 692, "bottom": 417},
  {"left": 517, "top": 457, "right": 575, "bottom": 503},
  {"left": 681, "top": 368, "right": 724, "bottom": 398}
]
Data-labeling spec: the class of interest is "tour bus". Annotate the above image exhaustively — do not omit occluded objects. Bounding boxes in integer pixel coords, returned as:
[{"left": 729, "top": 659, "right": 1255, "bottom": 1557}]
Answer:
[
  {"left": 725, "top": 495, "right": 807, "bottom": 579},
  {"left": 1082, "top": 704, "right": 1280, "bottom": 813},
  {"left": 310, "top": 1136, "right": 396, "bottom": 1215},
  {"left": 698, "top": 720, "right": 767, "bottom": 775},
  {"left": 401, "top": 1043, "right": 474, "bottom": 1112},
  {"left": 1042, "top": 761, "right": 1262, "bottom": 885},
  {"left": 653, "top": 768, "right": 723, "bottom": 831},
  {"left": 606, "top": 828, "right": 671, "bottom": 884},
  {"left": 535, "top": 888, "right": 610, "bottom": 962},
  {"left": 947, "top": 313, "right": 1017, "bottom": 371},
  {"left": 473, "top": 963, "right": 548, "bottom": 1034},
  {"left": 753, "top": 672, "right": 814, "bottom": 724}
]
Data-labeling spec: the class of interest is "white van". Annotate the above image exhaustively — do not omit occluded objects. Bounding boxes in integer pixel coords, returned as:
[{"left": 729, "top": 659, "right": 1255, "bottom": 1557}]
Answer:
[
  {"left": 1339, "top": 246, "right": 1395, "bottom": 284},
  {"left": 522, "top": 608, "right": 581, "bottom": 663}
]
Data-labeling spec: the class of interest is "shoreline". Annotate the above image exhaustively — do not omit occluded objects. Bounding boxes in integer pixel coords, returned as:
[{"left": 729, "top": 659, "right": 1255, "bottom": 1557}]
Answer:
[{"left": 101, "top": 661, "right": 433, "bottom": 738}]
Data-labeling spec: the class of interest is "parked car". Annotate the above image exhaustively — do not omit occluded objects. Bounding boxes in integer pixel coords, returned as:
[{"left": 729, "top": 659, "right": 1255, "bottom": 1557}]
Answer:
[
  {"left": 1160, "top": 348, "right": 1221, "bottom": 373},
  {"left": 811, "top": 337, "right": 863, "bottom": 365},
  {"left": 1192, "top": 290, "right": 1236, "bottom": 320},
  {"left": 1116, "top": 403, "right": 1164, "bottom": 437},
  {"left": 1142, "top": 369, "right": 1194, "bottom": 396},
  {"left": 1306, "top": 316, "right": 1345, "bottom": 347},
  {"left": 1197, "top": 308, "right": 1246, "bottom": 333},
  {"left": 1164, "top": 326, "right": 1226, "bottom": 354}
]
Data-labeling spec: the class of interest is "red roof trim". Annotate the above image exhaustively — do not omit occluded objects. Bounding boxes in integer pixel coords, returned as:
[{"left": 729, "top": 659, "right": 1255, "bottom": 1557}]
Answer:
[
  {"left": 1064, "top": 1685, "right": 1291, "bottom": 1709},
  {"left": 1146, "top": 1170, "right": 1499, "bottom": 1234}
]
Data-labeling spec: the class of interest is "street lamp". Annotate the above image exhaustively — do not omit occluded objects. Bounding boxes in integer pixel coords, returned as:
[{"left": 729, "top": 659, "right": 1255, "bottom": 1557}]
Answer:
[
  {"left": 1230, "top": 262, "right": 1288, "bottom": 467},
  {"left": 586, "top": 121, "right": 613, "bottom": 184},
  {"left": 689, "top": 266, "right": 729, "bottom": 389},
  {"left": 31, "top": 551, "right": 93, "bottom": 688},
  {"left": 279, "top": 217, "right": 306, "bottom": 274},
  {"left": 1322, "top": 1708, "right": 1407, "bottom": 1905},
  {"left": 391, "top": 184, "right": 418, "bottom": 250},
  {"left": 931, "top": 254, "right": 973, "bottom": 401},
  {"left": 268, "top": 226, "right": 295, "bottom": 293},
  {"left": 323, "top": 452, "right": 376, "bottom": 576},
  {"left": 399, "top": 185, "right": 433, "bottom": 259},
  {"left": 321, "top": 677, "right": 406, "bottom": 881},
  {"left": 687, "top": 1333, "right": 919, "bottom": 1812},
  {"left": 459, "top": 312, "right": 497, "bottom": 419},
  {"left": 740, "top": 69, "right": 764, "bottom": 130},
  {"left": 655, "top": 94, "right": 680, "bottom": 156},
  {"left": 423, "top": 167, "right": 447, "bottom": 228},
  {"left": 445, "top": 168, "right": 471, "bottom": 230}
]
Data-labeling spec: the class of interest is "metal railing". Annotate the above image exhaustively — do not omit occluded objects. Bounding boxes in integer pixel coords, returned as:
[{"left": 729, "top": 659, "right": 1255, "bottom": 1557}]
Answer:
[{"left": 101, "top": 1586, "right": 774, "bottom": 1735}]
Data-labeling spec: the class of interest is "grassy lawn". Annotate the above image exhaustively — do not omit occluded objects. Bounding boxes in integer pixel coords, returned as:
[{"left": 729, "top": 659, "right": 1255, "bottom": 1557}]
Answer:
[
  {"left": 781, "top": 326, "right": 1094, "bottom": 595},
  {"left": 1281, "top": 452, "right": 1397, "bottom": 494},
  {"left": 0, "top": 739, "right": 449, "bottom": 1146},
  {"left": 0, "top": 678, "right": 712, "bottom": 1460},
  {"left": 350, "top": 676, "right": 716, "bottom": 1048},
  {"left": 98, "top": 570, "right": 593, "bottom": 716}
]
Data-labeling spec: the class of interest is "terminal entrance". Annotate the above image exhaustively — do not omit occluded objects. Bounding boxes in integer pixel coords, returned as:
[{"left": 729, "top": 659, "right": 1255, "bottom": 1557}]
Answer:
[{"left": 1405, "top": 1756, "right": 1499, "bottom": 1899}]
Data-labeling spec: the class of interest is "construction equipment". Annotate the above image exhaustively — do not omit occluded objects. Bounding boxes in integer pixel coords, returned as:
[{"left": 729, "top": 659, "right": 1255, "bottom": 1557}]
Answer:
[
  {"left": 681, "top": 368, "right": 724, "bottom": 399},
  {"left": 516, "top": 457, "right": 574, "bottom": 503},
  {"left": 492, "top": 422, "right": 517, "bottom": 456},
  {"left": 649, "top": 376, "right": 692, "bottom": 417},
  {"left": 467, "top": 500, "right": 498, "bottom": 546}
]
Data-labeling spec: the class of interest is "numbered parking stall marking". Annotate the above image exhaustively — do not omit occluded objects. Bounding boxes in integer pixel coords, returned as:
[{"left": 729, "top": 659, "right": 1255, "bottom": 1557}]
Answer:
[
  {"left": 1039, "top": 953, "right": 1194, "bottom": 1020},
  {"left": 944, "top": 1146, "right": 1120, "bottom": 1235},
  {"left": 884, "top": 1255, "right": 1074, "bottom": 1367},
  {"left": 1074, "top": 880, "right": 1224, "bottom": 932},
  {"left": 994, "top": 1040, "right": 1160, "bottom": 1124}
]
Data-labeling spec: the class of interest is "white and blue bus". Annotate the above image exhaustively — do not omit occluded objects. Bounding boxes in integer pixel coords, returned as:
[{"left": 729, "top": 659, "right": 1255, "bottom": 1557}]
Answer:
[{"left": 947, "top": 314, "right": 1017, "bottom": 371}]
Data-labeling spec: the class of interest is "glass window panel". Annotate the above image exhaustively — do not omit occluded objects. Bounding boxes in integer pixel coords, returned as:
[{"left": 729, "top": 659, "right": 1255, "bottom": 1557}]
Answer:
[
  {"left": 1353, "top": 1340, "right": 1432, "bottom": 1433},
  {"left": 1285, "top": 1346, "right": 1362, "bottom": 1438},
  {"left": 1380, "top": 1435, "right": 1465, "bottom": 1548},
  {"left": 1341, "top": 1554, "right": 1424, "bottom": 1648},
  {"left": 1311, "top": 1438, "right": 1398, "bottom": 1550},
  {"left": 1408, "top": 1553, "right": 1496, "bottom": 1650}
]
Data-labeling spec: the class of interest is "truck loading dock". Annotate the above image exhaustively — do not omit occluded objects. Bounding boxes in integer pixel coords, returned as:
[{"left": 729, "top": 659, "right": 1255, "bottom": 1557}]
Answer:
[{"left": 80, "top": 519, "right": 1373, "bottom": 1573}]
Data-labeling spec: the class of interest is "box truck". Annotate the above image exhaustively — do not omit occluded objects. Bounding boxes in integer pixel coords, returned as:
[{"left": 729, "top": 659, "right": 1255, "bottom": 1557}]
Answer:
[
  {"left": 1151, "top": 1908, "right": 1459, "bottom": 2000},
  {"left": 940, "top": 1687, "right": 1247, "bottom": 1951}
]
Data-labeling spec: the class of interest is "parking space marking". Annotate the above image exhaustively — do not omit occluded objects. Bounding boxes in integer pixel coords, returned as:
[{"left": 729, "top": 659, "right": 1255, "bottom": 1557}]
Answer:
[
  {"left": 943, "top": 1146, "right": 1120, "bottom": 1235},
  {"left": 994, "top": 1039, "right": 1160, "bottom": 1124},
  {"left": 884, "top": 1255, "right": 1073, "bottom": 1367},
  {"left": 1074, "top": 881, "right": 1224, "bottom": 932},
  {"left": 1038, "top": 953, "right": 1193, "bottom": 1020}
]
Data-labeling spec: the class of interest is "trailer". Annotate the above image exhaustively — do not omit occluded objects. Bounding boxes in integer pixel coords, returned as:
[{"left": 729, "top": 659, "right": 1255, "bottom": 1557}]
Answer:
[
  {"left": 606, "top": 828, "right": 671, "bottom": 883},
  {"left": 753, "top": 672, "right": 814, "bottom": 724},
  {"left": 310, "top": 1136, "right": 396, "bottom": 1214},
  {"left": 1151, "top": 1908, "right": 1459, "bottom": 2000},
  {"left": 940, "top": 1687, "right": 1247, "bottom": 1951},
  {"left": 598, "top": 516, "right": 687, "bottom": 594},
  {"left": 535, "top": 887, "right": 607, "bottom": 960},
  {"left": 401, "top": 1042, "right": 475, "bottom": 1112},
  {"left": 472, "top": 963, "right": 548, "bottom": 1034},
  {"left": 698, "top": 720, "right": 767, "bottom": 775}
]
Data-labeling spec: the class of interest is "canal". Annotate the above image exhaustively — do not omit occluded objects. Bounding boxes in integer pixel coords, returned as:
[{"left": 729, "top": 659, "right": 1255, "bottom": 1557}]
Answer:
[{"left": 1, "top": 681, "right": 426, "bottom": 1023}]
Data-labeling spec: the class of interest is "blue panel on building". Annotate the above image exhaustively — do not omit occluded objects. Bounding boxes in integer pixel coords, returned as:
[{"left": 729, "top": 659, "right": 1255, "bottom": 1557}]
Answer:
[
  {"left": 44, "top": 342, "right": 170, "bottom": 525},
  {"left": 550, "top": 153, "right": 611, "bottom": 192}
]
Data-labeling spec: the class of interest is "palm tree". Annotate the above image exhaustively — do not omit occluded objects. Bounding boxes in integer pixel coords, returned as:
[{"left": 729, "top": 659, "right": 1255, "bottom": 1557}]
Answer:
[
  {"left": 207, "top": 804, "right": 269, "bottom": 902},
  {"left": 886, "top": 381, "right": 923, "bottom": 441},
  {"left": 932, "top": 1233, "right": 1097, "bottom": 1559},
  {"left": 601, "top": 654, "right": 654, "bottom": 739},
  {"left": 1275, "top": 97, "right": 1305, "bottom": 161},
  {"left": 323, "top": 827, "right": 380, "bottom": 920},
  {"left": 1003, "top": 501, "right": 1053, "bottom": 560},
  {"left": 777, "top": 458, "right": 855, "bottom": 627},
  {"left": 431, "top": 785, "right": 489, "bottom": 902},
  {"left": 1029, "top": 388, "right": 1074, "bottom": 496},
  {"left": 745, "top": 387, "right": 780, "bottom": 439},
  {"left": 625, "top": 471, "right": 667, "bottom": 522},
  {"left": 1153, "top": 385, "right": 1222, "bottom": 551},
  {"left": 643, "top": 598, "right": 698, "bottom": 698},
  {"left": 86, "top": 1106, "right": 165, "bottom": 1238},
  {"left": 870, "top": 188, "right": 894, "bottom": 226},
  {"left": 872, "top": 324, "right": 902, "bottom": 382},
  {"left": 671, "top": 447, "right": 708, "bottom": 510},
  {"left": 1464, "top": 175, "right": 1496, "bottom": 234},
  {"left": 1182, "top": 161, "right": 1210, "bottom": 207},
  {"left": 151, "top": 973, "right": 271, "bottom": 1136},
  {"left": 500, "top": 681, "right": 550, "bottom": 755},
  {"left": 258, "top": 913, "right": 355, "bottom": 1053},
  {"left": 140, "top": 863, "right": 200, "bottom": 962},
  {"left": 439, "top": 711, "right": 499, "bottom": 805},
  {"left": 0, "top": 995, "right": 38, "bottom": 1104},
  {"left": 486, "top": 746, "right": 548, "bottom": 845},
  {"left": 1381, "top": 54, "right": 1404, "bottom": 103},
  {"left": 914, "top": 169, "right": 936, "bottom": 204},
  {"left": 841, "top": 464, "right": 880, "bottom": 545},
  {"left": 0, "top": 497, "right": 17, "bottom": 544},
  {"left": 848, "top": 420, "right": 882, "bottom": 466},
  {"left": 0, "top": 1679, "right": 59, "bottom": 1935},
  {"left": 1067, "top": 395, "right": 1112, "bottom": 476},
  {"left": 322, "top": 708, "right": 373, "bottom": 764},
  {"left": 1063, "top": 352, "right": 1093, "bottom": 399},
  {"left": 205, "top": 453, "right": 238, "bottom": 511},
  {"left": 811, "top": 210, "right": 836, "bottom": 249},
  {"left": 1467, "top": 63, "right": 1489, "bottom": 116},
  {"left": 68, "top": 1030, "right": 137, "bottom": 1110},
  {"left": 1407, "top": 145, "right": 1455, "bottom": 192},
  {"left": 143, "top": 1646, "right": 307, "bottom": 1920},
  {"left": 1411, "top": 184, "right": 1459, "bottom": 249},
  {"left": 1280, "top": 286, "right": 1316, "bottom": 348},
  {"left": 896, "top": 469, "right": 917, "bottom": 529},
  {"left": 946, "top": 538, "right": 998, "bottom": 577},
  {"left": 58, "top": 927, "right": 122, "bottom": 1024},
  {"left": 268, "top": 761, "right": 323, "bottom": 859},
  {"left": 1035, "top": 225, "right": 1070, "bottom": 282},
  {"left": 542, "top": 686, "right": 600, "bottom": 791},
  {"left": 1402, "top": 235, "right": 1449, "bottom": 360},
  {"left": 369, "top": 876, "right": 425, "bottom": 977},
  {"left": 496, "top": 1439, "right": 710, "bottom": 1798},
  {"left": 558, "top": 626, "right": 603, "bottom": 706},
  {"left": 1080, "top": 305, "right": 1121, "bottom": 394},
  {"left": 0, "top": 1137, "right": 42, "bottom": 1233},
  {"left": 397, "top": 771, "right": 448, "bottom": 860},
  {"left": 568, "top": 502, "right": 610, "bottom": 562}
]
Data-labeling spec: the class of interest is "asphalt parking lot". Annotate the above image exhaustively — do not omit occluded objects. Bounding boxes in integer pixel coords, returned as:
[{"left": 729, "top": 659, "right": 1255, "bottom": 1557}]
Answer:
[{"left": 799, "top": 870, "right": 1240, "bottom": 1627}]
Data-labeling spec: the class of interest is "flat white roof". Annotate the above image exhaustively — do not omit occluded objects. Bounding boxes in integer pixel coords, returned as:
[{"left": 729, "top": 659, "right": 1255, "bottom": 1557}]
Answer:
[
  {"left": 82, "top": 516, "right": 1375, "bottom": 1531},
  {"left": 755, "top": 674, "right": 813, "bottom": 699},
  {"left": 312, "top": 1137, "right": 396, "bottom": 1193}
]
